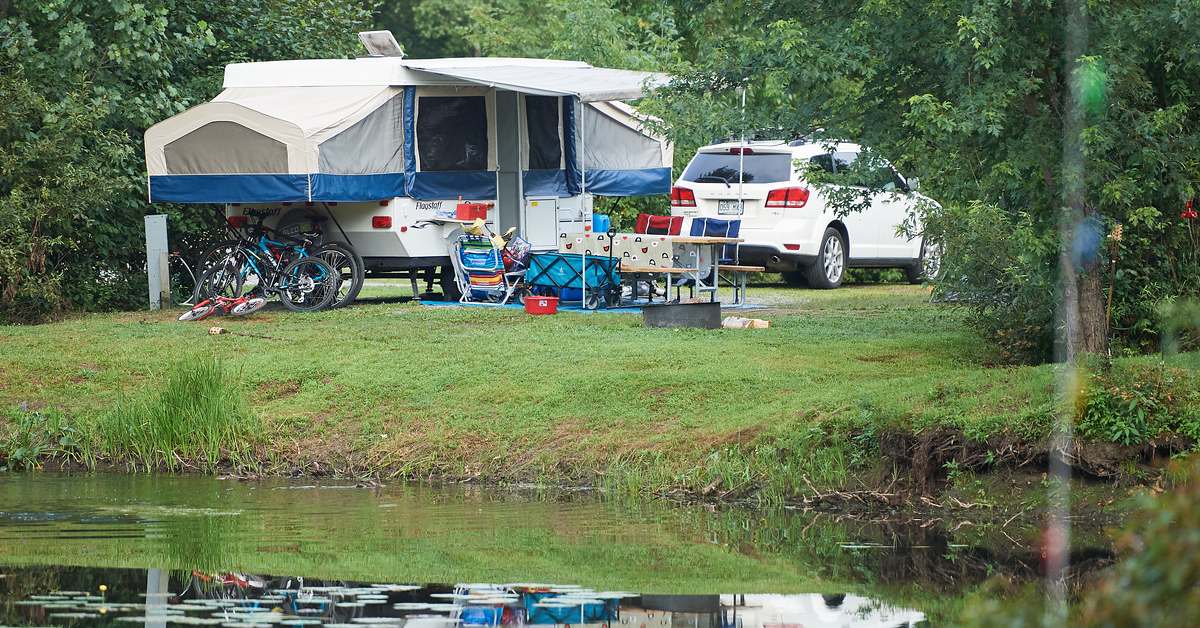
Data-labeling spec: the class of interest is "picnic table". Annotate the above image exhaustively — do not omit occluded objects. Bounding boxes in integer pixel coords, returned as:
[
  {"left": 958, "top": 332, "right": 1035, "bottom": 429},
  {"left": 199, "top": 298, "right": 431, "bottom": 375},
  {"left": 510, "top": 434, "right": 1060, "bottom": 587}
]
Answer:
[
  {"left": 557, "top": 231, "right": 759, "bottom": 304},
  {"left": 668, "top": 235, "right": 744, "bottom": 302}
]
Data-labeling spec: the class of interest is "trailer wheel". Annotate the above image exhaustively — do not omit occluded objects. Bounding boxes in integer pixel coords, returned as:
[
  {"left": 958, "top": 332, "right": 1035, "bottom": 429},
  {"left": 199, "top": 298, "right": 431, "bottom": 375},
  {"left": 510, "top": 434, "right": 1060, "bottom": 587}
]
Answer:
[{"left": 438, "top": 265, "right": 462, "bottom": 301}]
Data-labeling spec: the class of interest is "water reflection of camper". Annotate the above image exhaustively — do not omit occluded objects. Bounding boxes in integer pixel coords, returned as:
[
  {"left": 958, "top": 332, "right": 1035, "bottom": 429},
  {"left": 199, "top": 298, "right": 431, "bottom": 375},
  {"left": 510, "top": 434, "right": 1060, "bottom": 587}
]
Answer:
[
  {"left": 617, "top": 594, "right": 925, "bottom": 628},
  {"left": 143, "top": 32, "right": 672, "bottom": 299}
]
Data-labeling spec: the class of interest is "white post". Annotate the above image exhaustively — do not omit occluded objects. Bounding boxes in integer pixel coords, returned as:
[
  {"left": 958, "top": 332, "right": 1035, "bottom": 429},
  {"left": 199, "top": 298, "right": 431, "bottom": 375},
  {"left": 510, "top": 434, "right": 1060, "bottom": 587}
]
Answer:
[
  {"left": 145, "top": 214, "right": 170, "bottom": 310},
  {"left": 145, "top": 568, "right": 169, "bottom": 628}
]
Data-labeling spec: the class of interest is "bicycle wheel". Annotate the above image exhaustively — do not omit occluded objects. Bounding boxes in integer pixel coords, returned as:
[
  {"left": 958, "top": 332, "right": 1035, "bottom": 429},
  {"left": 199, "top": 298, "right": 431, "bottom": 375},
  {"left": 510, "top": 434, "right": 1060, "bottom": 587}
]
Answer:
[
  {"left": 178, "top": 301, "right": 218, "bottom": 322},
  {"left": 196, "top": 254, "right": 249, "bottom": 301},
  {"left": 189, "top": 239, "right": 243, "bottom": 303},
  {"left": 315, "top": 243, "right": 364, "bottom": 308},
  {"left": 230, "top": 296, "right": 267, "bottom": 316},
  {"left": 277, "top": 257, "right": 338, "bottom": 312}
]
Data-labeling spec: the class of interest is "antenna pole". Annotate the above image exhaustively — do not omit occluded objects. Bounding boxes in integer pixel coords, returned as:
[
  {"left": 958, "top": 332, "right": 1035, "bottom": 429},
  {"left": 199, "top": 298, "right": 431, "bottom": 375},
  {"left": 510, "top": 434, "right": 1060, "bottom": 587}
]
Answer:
[{"left": 737, "top": 84, "right": 746, "bottom": 205}]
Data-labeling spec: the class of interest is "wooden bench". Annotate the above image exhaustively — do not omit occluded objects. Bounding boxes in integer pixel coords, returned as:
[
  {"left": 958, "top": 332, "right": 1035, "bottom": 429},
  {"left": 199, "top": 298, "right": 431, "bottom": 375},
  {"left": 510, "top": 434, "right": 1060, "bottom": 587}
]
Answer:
[
  {"left": 717, "top": 265, "right": 766, "bottom": 305},
  {"left": 620, "top": 264, "right": 697, "bottom": 274}
]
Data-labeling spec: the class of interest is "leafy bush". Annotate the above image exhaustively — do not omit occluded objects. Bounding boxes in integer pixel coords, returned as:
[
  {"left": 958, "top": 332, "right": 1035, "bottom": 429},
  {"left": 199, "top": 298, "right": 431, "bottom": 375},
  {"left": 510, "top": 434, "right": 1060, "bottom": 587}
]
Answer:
[
  {"left": 920, "top": 201, "right": 1060, "bottom": 363},
  {"left": 1075, "top": 361, "right": 1200, "bottom": 445},
  {"left": 0, "top": 408, "right": 86, "bottom": 471},
  {"left": 0, "top": 74, "right": 131, "bottom": 323}
]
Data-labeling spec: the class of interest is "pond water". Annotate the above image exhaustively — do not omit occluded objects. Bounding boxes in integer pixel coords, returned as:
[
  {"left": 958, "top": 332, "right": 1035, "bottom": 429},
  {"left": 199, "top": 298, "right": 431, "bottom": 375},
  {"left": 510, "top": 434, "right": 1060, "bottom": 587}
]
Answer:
[{"left": 0, "top": 474, "right": 1109, "bottom": 626}]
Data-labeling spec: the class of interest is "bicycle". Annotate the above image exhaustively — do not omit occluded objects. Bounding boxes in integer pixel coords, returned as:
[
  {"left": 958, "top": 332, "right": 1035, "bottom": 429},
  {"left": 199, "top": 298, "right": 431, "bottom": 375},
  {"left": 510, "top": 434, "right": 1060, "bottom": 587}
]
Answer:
[
  {"left": 196, "top": 214, "right": 365, "bottom": 309},
  {"left": 200, "top": 220, "right": 339, "bottom": 313},
  {"left": 177, "top": 292, "right": 267, "bottom": 322}
]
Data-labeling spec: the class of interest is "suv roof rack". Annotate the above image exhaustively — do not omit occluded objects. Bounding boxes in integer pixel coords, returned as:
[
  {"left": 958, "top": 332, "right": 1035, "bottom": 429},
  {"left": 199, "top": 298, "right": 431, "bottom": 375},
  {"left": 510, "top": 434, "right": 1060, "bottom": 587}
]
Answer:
[
  {"left": 788, "top": 127, "right": 827, "bottom": 146},
  {"left": 714, "top": 126, "right": 809, "bottom": 144}
]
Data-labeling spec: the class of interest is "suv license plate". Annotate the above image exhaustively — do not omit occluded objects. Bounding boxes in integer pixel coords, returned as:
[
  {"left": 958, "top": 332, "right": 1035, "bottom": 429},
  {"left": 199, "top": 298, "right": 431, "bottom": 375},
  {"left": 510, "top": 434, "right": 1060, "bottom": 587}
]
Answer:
[{"left": 717, "top": 200, "right": 744, "bottom": 215}]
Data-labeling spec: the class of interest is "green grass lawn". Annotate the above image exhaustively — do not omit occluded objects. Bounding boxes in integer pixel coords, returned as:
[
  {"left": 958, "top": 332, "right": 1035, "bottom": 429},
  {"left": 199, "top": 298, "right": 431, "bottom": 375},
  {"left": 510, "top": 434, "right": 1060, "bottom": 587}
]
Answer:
[{"left": 1, "top": 282, "right": 1195, "bottom": 497}]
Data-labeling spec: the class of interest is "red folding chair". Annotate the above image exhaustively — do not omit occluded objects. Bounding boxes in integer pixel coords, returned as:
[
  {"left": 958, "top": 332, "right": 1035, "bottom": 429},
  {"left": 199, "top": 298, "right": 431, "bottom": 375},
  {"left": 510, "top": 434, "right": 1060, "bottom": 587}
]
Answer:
[{"left": 634, "top": 213, "right": 684, "bottom": 235}]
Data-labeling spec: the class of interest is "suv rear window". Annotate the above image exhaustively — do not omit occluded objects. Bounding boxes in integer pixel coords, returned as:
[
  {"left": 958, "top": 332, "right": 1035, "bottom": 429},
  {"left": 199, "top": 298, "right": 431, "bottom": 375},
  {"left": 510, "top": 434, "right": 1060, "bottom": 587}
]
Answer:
[{"left": 680, "top": 152, "right": 792, "bottom": 184}]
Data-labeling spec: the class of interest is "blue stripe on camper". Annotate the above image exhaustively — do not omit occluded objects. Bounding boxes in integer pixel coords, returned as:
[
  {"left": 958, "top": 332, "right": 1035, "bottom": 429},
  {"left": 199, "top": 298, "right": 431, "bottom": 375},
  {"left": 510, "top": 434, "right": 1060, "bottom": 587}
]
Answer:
[
  {"left": 523, "top": 169, "right": 569, "bottom": 197},
  {"left": 562, "top": 97, "right": 580, "bottom": 196},
  {"left": 148, "top": 174, "right": 309, "bottom": 203},
  {"left": 578, "top": 167, "right": 673, "bottom": 197},
  {"left": 408, "top": 171, "right": 497, "bottom": 200},
  {"left": 402, "top": 87, "right": 417, "bottom": 196},
  {"left": 310, "top": 173, "right": 406, "bottom": 201}
]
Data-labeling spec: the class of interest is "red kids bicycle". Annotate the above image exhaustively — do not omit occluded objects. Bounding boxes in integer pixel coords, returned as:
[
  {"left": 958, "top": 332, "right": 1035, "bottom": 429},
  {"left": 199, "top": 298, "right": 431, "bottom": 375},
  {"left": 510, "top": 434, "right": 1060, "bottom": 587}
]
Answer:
[{"left": 177, "top": 293, "right": 267, "bottom": 322}]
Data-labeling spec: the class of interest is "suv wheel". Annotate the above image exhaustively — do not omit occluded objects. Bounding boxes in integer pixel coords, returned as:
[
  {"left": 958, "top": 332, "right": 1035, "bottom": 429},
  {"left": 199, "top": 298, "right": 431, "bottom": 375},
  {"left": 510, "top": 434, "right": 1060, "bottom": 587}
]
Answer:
[
  {"left": 806, "top": 227, "right": 846, "bottom": 289},
  {"left": 906, "top": 240, "right": 942, "bottom": 284}
]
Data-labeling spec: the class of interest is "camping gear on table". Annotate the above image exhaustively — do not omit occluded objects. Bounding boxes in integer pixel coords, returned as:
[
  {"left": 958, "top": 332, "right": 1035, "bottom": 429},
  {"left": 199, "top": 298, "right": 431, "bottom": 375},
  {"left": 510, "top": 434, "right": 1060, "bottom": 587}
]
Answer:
[
  {"left": 456, "top": 201, "right": 493, "bottom": 221},
  {"left": 591, "top": 213, "right": 612, "bottom": 233},
  {"left": 453, "top": 234, "right": 525, "bottom": 304},
  {"left": 525, "top": 252, "right": 621, "bottom": 309},
  {"left": 634, "top": 213, "right": 684, "bottom": 235},
  {"left": 689, "top": 217, "right": 742, "bottom": 264}
]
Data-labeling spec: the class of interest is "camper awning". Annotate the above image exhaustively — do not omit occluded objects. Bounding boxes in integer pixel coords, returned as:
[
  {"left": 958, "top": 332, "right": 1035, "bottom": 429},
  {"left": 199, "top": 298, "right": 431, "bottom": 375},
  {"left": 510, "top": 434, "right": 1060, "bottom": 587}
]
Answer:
[
  {"left": 145, "top": 56, "right": 673, "bottom": 204},
  {"left": 403, "top": 63, "right": 667, "bottom": 102}
]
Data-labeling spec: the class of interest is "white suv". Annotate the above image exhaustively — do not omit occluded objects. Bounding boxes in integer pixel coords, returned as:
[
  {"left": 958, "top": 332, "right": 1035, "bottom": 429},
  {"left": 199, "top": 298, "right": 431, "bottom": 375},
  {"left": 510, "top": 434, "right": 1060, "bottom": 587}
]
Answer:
[{"left": 670, "top": 139, "right": 939, "bottom": 288}]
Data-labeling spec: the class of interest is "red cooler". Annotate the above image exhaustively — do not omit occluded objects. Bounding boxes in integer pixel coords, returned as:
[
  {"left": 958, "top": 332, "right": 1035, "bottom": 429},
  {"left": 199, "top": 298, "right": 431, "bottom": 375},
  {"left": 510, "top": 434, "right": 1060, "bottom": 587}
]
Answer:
[{"left": 524, "top": 296, "right": 559, "bottom": 315}]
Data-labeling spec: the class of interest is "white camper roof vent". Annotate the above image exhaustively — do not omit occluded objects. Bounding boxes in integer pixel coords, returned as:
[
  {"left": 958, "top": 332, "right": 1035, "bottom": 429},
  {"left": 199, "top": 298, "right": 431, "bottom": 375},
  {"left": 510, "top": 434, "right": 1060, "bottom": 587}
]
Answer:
[{"left": 357, "top": 31, "right": 405, "bottom": 58}]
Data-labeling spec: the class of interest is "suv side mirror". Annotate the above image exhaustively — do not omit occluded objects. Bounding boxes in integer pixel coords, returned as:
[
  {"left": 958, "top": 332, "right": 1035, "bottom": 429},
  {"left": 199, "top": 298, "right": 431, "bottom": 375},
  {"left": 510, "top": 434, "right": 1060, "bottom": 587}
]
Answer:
[{"left": 907, "top": 177, "right": 920, "bottom": 192}]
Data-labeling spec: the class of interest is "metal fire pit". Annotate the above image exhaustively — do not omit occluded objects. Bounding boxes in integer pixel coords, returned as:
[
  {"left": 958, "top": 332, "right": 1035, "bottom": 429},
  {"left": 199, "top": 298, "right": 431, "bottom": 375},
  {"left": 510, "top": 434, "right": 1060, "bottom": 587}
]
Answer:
[{"left": 642, "top": 301, "right": 721, "bottom": 329}]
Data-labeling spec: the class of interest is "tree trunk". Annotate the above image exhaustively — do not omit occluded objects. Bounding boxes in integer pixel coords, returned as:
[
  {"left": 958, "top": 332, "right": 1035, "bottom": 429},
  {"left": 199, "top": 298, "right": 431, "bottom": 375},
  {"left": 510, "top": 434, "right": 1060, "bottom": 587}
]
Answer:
[
  {"left": 1059, "top": 211, "right": 1110, "bottom": 362},
  {"left": 1058, "top": 0, "right": 1108, "bottom": 362},
  {"left": 1077, "top": 257, "right": 1109, "bottom": 356}
]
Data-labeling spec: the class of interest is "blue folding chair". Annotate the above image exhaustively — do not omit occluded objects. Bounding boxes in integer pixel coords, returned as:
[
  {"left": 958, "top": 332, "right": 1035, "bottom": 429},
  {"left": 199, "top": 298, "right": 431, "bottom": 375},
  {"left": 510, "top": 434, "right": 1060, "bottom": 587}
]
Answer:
[{"left": 689, "top": 217, "right": 741, "bottom": 264}]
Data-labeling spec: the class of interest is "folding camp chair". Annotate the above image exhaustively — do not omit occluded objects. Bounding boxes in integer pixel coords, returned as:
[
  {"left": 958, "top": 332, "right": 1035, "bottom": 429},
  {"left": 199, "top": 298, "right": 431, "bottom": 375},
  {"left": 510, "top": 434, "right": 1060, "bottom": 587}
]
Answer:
[
  {"left": 689, "top": 217, "right": 742, "bottom": 263},
  {"left": 453, "top": 234, "right": 525, "bottom": 304},
  {"left": 634, "top": 213, "right": 684, "bottom": 235},
  {"left": 672, "top": 218, "right": 742, "bottom": 299},
  {"left": 688, "top": 217, "right": 763, "bottom": 303}
]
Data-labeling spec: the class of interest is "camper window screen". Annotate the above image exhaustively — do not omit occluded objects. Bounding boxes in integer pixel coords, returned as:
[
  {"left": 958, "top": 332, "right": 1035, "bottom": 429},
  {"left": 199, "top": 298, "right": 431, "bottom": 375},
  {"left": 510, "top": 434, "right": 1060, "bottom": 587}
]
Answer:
[
  {"left": 417, "top": 96, "right": 488, "bottom": 171},
  {"left": 525, "top": 96, "right": 561, "bottom": 170}
]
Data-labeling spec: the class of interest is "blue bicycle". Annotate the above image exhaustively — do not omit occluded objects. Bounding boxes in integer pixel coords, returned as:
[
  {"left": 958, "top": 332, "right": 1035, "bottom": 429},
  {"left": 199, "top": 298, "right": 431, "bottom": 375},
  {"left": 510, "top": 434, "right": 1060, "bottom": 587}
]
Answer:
[{"left": 198, "top": 220, "right": 338, "bottom": 313}]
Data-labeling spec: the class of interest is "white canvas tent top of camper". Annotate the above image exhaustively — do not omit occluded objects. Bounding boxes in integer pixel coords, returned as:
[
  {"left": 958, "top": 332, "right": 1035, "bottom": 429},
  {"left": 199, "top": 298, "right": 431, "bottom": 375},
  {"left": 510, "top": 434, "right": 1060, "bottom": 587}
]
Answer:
[{"left": 144, "top": 55, "right": 673, "bottom": 212}]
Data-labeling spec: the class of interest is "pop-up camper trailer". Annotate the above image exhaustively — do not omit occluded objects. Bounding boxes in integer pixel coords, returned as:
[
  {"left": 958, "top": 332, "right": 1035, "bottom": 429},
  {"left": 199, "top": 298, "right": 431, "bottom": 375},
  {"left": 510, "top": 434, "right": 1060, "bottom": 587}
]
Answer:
[{"left": 144, "top": 34, "right": 672, "bottom": 296}]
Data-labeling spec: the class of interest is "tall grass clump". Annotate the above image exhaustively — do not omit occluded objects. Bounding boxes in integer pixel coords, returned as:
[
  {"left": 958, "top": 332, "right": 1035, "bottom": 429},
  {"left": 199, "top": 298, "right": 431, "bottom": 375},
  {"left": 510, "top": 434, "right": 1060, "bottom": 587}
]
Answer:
[{"left": 96, "top": 357, "right": 259, "bottom": 472}]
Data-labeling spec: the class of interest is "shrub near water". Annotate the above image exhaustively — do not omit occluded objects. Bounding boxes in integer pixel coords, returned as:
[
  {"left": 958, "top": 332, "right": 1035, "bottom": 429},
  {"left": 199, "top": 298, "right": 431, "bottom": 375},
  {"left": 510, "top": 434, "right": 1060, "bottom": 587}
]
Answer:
[
  {"left": 1076, "top": 361, "right": 1200, "bottom": 446},
  {"left": 96, "top": 358, "right": 258, "bottom": 472}
]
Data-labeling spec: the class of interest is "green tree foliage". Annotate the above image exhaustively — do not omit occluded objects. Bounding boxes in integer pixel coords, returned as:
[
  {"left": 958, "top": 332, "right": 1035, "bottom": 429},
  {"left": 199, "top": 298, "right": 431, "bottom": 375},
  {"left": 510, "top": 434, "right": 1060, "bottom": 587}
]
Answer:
[
  {"left": 0, "top": 0, "right": 376, "bottom": 322},
  {"left": 642, "top": 0, "right": 1200, "bottom": 362},
  {"left": 378, "top": 0, "right": 681, "bottom": 69},
  {"left": 0, "top": 73, "right": 132, "bottom": 322}
]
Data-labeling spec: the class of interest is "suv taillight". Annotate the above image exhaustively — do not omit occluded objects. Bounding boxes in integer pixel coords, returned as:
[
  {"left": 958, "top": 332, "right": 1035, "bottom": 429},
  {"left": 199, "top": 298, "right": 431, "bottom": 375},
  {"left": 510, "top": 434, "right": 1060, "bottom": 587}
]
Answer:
[
  {"left": 671, "top": 186, "right": 697, "bottom": 207},
  {"left": 765, "top": 187, "right": 810, "bottom": 208}
]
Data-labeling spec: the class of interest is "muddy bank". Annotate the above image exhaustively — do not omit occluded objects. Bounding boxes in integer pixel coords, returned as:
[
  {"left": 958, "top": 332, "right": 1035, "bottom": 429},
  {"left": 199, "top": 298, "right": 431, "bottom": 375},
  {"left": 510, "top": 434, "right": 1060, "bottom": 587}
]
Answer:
[
  {"left": 880, "top": 426, "right": 1193, "bottom": 487},
  {"left": 17, "top": 423, "right": 1167, "bottom": 529}
]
